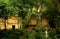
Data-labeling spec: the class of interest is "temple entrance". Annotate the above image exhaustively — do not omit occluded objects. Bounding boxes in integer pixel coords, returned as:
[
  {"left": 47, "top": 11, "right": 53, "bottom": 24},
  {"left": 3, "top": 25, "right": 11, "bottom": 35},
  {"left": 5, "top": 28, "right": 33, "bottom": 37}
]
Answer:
[{"left": 12, "top": 25, "right": 15, "bottom": 29}]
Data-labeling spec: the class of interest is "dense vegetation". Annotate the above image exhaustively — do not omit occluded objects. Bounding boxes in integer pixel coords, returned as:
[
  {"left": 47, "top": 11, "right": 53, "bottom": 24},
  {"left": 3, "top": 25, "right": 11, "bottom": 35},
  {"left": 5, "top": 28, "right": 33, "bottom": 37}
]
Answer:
[
  {"left": 0, "top": 27, "right": 60, "bottom": 39},
  {"left": 0, "top": 0, "right": 60, "bottom": 39}
]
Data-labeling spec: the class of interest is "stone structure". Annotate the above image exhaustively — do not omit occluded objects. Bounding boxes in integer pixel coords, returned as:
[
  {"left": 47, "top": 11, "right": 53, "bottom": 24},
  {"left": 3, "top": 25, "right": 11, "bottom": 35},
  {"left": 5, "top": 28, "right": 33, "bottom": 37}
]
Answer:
[
  {"left": 0, "top": 16, "right": 23, "bottom": 30},
  {"left": 24, "top": 14, "right": 39, "bottom": 29},
  {"left": 41, "top": 15, "right": 50, "bottom": 29},
  {"left": 0, "top": 18, "right": 5, "bottom": 29},
  {"left": 6, "top": 16, "right": 22, "bottom": 29},
  {"left": 26, "top": 13, "right": 49, "bottom": 30},
  {"left": 0, "top": 13, "right": 50, "bottom": 30},
  {"left": 28, "top": 14, "right": 39, "bottom": 29}
]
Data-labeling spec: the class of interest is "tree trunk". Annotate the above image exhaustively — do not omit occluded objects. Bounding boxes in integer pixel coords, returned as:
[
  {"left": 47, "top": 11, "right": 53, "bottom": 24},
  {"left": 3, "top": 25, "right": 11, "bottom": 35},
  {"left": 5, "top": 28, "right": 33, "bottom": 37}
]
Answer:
[{"left": 4, "top": 18, "right": 6, "bottom": 30}]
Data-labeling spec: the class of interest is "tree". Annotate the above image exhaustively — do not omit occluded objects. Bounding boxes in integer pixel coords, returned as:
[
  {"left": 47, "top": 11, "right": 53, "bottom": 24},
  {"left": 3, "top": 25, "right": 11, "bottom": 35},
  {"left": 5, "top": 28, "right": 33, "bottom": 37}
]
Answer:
[
  {"left": 0, "top": 0, "right": 16, "bottom": 29},
  {"left": 0, "top": 5, "right": 7, "bottom": 29}
]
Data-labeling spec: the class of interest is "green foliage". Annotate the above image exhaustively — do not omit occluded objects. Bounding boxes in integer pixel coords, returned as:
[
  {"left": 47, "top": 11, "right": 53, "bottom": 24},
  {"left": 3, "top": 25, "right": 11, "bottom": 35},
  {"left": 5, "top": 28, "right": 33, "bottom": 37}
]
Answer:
[
  {"left": 0, "top": 26, "right": 59, "bottom": 39},
  {"left": 0, "top": 0, "right": 60, "bottom": 39},
  {"left": 0, "top": 29, "right": 24, "bottom": 39},
  {"left": 0, "top": 0, "right": 58, "bottom": 19}
]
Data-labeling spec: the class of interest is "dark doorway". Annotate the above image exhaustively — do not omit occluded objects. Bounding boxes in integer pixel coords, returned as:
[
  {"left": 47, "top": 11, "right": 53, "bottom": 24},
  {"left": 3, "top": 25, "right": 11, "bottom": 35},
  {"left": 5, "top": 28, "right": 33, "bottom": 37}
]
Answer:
[
  {"left": 12, "top": 25, "right": 15, "bottom": 29},
  {"left": 0, "top": 26, "right": 1, "bottom": 30},
  {"left": 49, "top": 21, "right": 56, "bottom": 28},
  {"left": 59, "top": 0, "right": 60, "bottom": 3}
]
